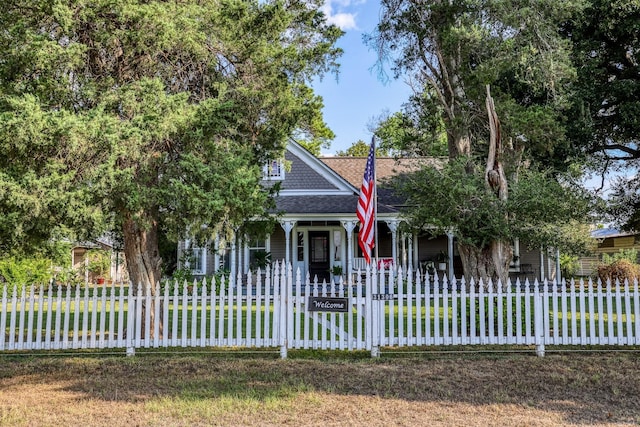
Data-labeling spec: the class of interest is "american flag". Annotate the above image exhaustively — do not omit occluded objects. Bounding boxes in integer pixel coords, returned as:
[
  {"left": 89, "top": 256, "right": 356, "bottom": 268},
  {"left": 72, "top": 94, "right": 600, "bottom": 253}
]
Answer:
[{"left": 357, "top": 137, "right": 376, "bottom": 264}]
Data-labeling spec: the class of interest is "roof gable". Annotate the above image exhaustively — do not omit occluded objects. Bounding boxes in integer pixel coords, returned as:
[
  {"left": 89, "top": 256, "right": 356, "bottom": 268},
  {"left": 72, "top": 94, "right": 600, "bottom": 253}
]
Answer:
[{"left": 274, "top": 140, "right": 358, "bottom": 196}]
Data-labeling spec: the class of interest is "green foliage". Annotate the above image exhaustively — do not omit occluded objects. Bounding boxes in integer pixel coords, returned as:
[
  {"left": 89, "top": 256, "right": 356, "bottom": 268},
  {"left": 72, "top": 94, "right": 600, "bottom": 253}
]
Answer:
[
  {"left": 602, "top": 249, "right": 639, "bottom": 265},
  {"left": 369, "top": 0, "right": 582, "bottom": 164},
  {"left": 435, "top": 251, "right": 449, "bottom": 263},
  {"left": 565, "top": 0, "right": 640, "bottom": 159},
  {"left": 336, "top": 140, "right": 389, "bottom": 157},
  {"left": 373, "top": 105, "right": 448, "bottom": 157},
  {"left": 369, "top": 0, "right": 597, "bottom": 279},
  {"left": 250, "top": 250, "right": 272, "bottom": 271},
  {"left": 44, "top": 240, "right": 74, "bottom": 269},
  {"left": 0, "top": 256, "right": 53, "bottom": 294},
  {"left": 560, "top": 254, "right": 581, "bottom": 278},
  {"left": 170, "top": 268, "right": 195, "bottom": 286},
  {"left": 608, "top": 176, "right": 640, "bottom": 232},
  {"left": 87, "top": 249, "right": 111, "bottom": 278},
  {"left": 563, "top": 0, "right": 639, "bottom": 231},
  {"left": 397, "top": 157, "right": 594, "bottom": 253},
  {"left": 52, "top": 267, "right": 84, "bottom": 288},
  {"left": 0, "top": 1, "right": 342, "bottom": 285}
]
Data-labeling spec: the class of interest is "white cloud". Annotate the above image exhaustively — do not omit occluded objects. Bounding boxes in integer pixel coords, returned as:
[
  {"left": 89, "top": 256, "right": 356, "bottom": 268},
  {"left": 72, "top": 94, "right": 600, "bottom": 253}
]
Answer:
[
  {"left": 327, "top": 12, "right": 358, "bottom": 30},
  {"left": 321, "top": 1, "right": 360, "bottom": 31}
]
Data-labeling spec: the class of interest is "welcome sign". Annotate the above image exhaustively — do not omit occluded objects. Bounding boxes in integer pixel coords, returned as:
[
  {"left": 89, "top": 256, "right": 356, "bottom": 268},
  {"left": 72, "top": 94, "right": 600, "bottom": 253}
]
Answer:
[{"left": 307, "top": 297, "right": 349, "bottom": 313}]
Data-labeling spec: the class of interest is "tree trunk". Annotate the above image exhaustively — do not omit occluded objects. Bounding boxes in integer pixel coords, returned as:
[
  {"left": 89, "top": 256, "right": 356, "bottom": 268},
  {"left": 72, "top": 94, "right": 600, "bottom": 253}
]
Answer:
[
  {"left": 457, "top": 86, "right": 512, "bottom": 289},
  {"left": 122, "top": 212, "right": 163, "bottom": 338},
  {"left": 458, "top": 241, "right": 512, "bottom": 290},
  {"left": 448, "top": 130, "right": 471, "bottom": 158}
]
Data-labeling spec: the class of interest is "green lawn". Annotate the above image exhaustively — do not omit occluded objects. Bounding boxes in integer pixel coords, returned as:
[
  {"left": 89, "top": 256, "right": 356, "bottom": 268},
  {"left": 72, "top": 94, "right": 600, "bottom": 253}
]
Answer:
[{"left": 2, "top": 291, "right": 638, "bottom": 349}]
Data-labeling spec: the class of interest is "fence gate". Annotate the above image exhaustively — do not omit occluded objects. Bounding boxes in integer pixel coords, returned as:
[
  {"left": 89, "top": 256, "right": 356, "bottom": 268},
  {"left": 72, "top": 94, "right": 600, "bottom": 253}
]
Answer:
[{"left": 286, "top": 272, "right": 370, "bottom": 353}]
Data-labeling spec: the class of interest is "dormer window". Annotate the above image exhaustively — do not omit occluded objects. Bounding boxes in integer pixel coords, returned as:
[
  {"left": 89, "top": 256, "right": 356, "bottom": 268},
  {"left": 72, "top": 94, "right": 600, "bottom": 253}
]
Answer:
[{"left": 263, "top": 159, "right": 285, "bottom": 180}]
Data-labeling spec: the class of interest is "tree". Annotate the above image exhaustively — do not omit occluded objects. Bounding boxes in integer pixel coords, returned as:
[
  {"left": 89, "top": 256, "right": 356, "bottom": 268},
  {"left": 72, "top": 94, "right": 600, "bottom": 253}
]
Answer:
[
  {"left": 397, "top": 156, "right": 593, "bottom": 282},
  {"left": 0, "top": 0, "right": 342, "bottom": 297},
  {"left": 372, "top": 104, "right": 447, "bottom": 158},
  {"left": 336, "top": 139, "right": 389, "bottom": 157},
  {"left": 564, "top": 0, "right": 640, "bottom": 230},
  {"left": 369, "top": 0, "right": 591, "bottom": 282}
]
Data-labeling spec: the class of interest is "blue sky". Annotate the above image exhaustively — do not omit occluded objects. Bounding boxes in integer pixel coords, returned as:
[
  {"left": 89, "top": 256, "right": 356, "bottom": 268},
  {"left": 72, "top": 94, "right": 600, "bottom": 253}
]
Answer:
[
  {"left": 314, "top": 1, "right": 633, "bottom": 194},
  {"left": 314, "top": 1, "right": 413, "bottom": 155}
]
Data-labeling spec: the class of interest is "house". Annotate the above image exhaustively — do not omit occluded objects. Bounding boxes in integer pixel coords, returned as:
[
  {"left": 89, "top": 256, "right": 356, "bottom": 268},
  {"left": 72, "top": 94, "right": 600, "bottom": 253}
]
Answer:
[
  {"left": 178, "top": 140, "right": 552, "bottom": 283},
  {"left": 575, "top": 228, "right": 640, "bottom": 277},
  {"left": 71, "top": 236, "right": 127, "bottom": 284}
]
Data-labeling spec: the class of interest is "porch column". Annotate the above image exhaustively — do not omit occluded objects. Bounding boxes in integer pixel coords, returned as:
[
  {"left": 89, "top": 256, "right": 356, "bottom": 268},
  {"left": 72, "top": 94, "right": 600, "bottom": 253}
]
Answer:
[
  {"left": 401, "top": 232, "right": 408, "bottom": 269},
  {"left": 342, "top": 220, "right": 357, "bottom": 280},
  {"left": 539, "top": 248, "right": 545, "bottom": 281},
  {"left": 555, "top": 248, "right": 562, "bottom": 284},
  {"left": 447, "top": 231, "right": 454, "bottom": 279},
  {"left": 280, "top": 220, "right": 295, "bottom": 268},
  {"left": 214, "top": 235, "right": 220, "bottom": 272},
  {"left": 413, "top": 232, "right": 419, "bottom": 271},
  {"left": 407, "top": 234, "right": 413, "bottom": 272},
  {"left": 385, "top": 220, "right": 399, "bottom": 270},
  {"left": 230, "top": 231, "right": 237, "bottom": 284},
  {"left": 243, "top": 234, "right": 249, "bottom": 274}
]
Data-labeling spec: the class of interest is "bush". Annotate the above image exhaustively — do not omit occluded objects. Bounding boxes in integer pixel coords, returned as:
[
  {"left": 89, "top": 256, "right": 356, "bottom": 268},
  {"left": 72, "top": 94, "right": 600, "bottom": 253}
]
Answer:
[
  {"left": 0, "top": 256, "right": 53, "bottom": 295},
  {"left": 602, "top": 248, "right": 638, "bottom": 265},
  {"left": 560, "top": 254, "right": 580, "bottom": 278},
  {"left": 597, "top": 259, "right": 640, "bottom": 285}
]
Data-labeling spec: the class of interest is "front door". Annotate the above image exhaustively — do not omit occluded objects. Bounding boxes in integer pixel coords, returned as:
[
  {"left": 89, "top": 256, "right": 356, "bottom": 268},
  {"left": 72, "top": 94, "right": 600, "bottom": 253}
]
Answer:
[{"left": 308, "top": 231, "right": 330, "bottom": 283}]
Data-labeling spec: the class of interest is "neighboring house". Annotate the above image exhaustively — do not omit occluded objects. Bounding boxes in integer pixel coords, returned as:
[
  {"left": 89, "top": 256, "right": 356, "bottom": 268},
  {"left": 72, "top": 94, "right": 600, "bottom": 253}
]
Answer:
[
  {"left": 72, "top": 236, "right": 127, "bottom": 284},
  {"left": 178, "top": 140, "right": 553, "bottom": 282},
  {"left": 575, "top": 228, "right": 640, "bottom": 277}
]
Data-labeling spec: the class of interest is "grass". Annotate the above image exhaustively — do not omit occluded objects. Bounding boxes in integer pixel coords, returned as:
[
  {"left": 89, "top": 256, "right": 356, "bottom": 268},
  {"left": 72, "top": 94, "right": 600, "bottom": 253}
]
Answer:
[
  {"left": 1, "top": 349, "right": 640, "bottom": 426},
  {"left": 3, "top": 281, "right": 639, "bottom": 348},
  {"left": 3, "top": 295, "right": 639, "bottom": 345}
]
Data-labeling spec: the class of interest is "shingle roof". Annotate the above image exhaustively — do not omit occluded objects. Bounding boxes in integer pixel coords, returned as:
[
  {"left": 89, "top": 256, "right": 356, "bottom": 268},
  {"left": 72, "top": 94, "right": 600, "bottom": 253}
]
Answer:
[
  {"left": 591, "top": 228, "right": 637, "bottom": 239},
  {"left": 272, "top": 195, "right": 399, "bottom": 214},
  {"left": 319, "top": 157, "right": 442, "bottom": 188},
  {"left": 318, "top": 156, "right": 442, "bottom": 208},
  {"left": 270, "top": 141, "right": 442, "bottom": 216}
]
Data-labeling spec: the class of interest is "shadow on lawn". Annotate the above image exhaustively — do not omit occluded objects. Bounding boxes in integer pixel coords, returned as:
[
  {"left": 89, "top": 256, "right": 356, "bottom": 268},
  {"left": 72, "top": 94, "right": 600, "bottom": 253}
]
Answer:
[{"left": 1, "top": 351, "right": 639, "bottom": 425}]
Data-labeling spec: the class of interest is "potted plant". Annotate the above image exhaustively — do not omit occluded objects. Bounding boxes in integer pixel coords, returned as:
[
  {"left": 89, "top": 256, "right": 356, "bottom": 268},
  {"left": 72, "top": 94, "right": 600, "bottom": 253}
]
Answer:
[
  {"left": 331, "top": 264, "right": 343, "bottom": 284},
  {"left": 436, "top": 251, "right": 448, "bottom": 271},
  {"left": 87, "top": 249, "right": 110, "bottom": 284},
  {"left": 250, "top": 250, "right": 271, "bottom": 272}
]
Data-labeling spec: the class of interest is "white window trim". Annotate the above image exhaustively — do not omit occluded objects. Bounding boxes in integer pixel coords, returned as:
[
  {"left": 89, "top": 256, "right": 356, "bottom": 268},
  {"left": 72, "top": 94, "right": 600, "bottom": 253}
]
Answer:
[
  {"left": 184, "top": 239, "right": 207, "bottom": 275},
  {"left": 245, "top": 235, "right": 271, "bottom": 272},
  {"left": 263, "top": 159, "right": 285, "bottom": 181}
]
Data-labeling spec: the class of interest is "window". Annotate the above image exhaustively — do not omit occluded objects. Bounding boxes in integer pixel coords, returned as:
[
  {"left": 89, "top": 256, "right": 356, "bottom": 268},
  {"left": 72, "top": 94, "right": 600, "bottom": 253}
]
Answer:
[
  {"left": 263, "top": 159, "right": 285, "bottom": 180},
  {"left": 184, "top": 240, "right": 206, "bottom": 275},
  {"left": 297, "top": 232, "right": 304, "bottom": 262},
  {"left": 248, "top": 236, "right": 270, "bottom": 270}
]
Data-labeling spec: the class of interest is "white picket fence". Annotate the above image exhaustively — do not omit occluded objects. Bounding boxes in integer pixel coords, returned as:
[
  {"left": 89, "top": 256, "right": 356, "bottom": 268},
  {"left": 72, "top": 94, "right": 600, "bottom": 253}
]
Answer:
[{"left": 1, "top": 262, "right": 639, "bottom": 357}]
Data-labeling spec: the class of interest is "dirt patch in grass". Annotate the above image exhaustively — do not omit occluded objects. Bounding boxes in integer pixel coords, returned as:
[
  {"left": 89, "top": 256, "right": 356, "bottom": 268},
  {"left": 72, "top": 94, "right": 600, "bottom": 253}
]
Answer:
[{"left": 0, "top": 351, "right": 639, "bottom": 426}]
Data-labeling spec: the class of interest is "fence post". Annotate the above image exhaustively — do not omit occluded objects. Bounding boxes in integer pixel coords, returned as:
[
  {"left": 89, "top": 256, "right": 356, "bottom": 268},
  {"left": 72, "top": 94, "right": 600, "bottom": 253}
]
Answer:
[
  {"left": 369, "top": 266, "right": 380, "bottom": 358},
  {"left": 126, "top": 284, "right": 136, "bottom": 357},
  {"left": 279, "top": 262, "right": 288, "bottom": 359},
  {"left": 534, "top": 287, "right": 545, "bottom": 357}
]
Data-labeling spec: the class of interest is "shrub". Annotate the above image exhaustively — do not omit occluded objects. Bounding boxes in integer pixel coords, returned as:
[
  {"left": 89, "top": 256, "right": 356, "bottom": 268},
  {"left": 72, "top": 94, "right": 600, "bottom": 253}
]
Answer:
[
  {"left": 602, "top": 249, "right": 638, "bottom": 265},
  {"left": 0, "top": 256, "right": 53, "bottom": 295},
  {"left": 560, "top": 254, "right": 580, "bottom": 278},
  {"left": 597, "top": 259, "right": 640, "bottom": 285}
]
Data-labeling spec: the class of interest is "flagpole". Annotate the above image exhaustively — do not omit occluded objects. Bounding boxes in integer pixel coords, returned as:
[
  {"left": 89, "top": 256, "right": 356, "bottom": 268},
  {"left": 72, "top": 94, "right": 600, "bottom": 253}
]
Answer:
[
  {"left": 373, "top": 137, "right": 379, "bottom": 268},
  {"left": 356, "top": 135, "right": 377, "bottom": 269}
]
